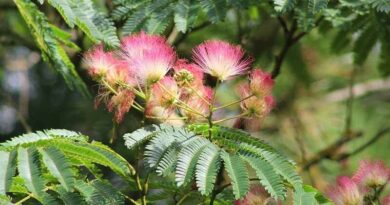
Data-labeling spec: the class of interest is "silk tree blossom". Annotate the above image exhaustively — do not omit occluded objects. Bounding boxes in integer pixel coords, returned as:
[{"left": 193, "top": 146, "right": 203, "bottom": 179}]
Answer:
[
  {"left": 383, "top": 196, "right": 390, "bottom": 205},
  {"left": 107, "top": 90, "right": 135, "bottom": 123},
  {"left": 327, "top": 176, "right": 363, "bottom": 205},
  {"left": 181, "top": 86, "right": 213, "bottom": 122},
  {"left": 173, "top": 59, "right": 204, "bottom": 86},
  {"left": 145, "top": 106, "right": 184, "bottom": 126},
  {"left": 149, "top": 77, "right": 180, "bottom": 113},
  {"left": 250, "top": 69, "right": 274, "bottom": 97},
  {"left": 238, "top": 84, "right": 275, "bottom": 119},
  {"left": 121, "top": 32, "right": 176, "bottom": 85},
  {"left": 193, "top": 40, "right": 252, "bottom": 81},
  {"left": 83, "top": 45, "right": 118, "bottom": 79},
  {"left": 352, "top": 160, "right": 390, "bottom": 188}
]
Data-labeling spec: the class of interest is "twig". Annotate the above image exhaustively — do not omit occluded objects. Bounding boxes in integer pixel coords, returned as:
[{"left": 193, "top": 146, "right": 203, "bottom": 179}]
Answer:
[
  {"left": 271, "top": 16, "right": 323, "bottom": 79},
  {"left": 302, "top": 131, "right": 362, "bottom": 170},
  {"left": 335, "top": 127, "right": 390, "bottom": 161}
]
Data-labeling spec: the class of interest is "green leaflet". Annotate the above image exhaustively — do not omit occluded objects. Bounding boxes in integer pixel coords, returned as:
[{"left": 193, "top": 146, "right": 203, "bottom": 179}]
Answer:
[
  {"left": 195, "top": 144, "right": 221, "bottom": 196},
  {"left": 45, "top": 0, "right": 119, "bottom": 47},
  {"left": 0, "top": 151, "right": 16, "bottom": 194},
  {"left": 294, "top": 185, "right": 334, "bottom": 205},
  {"left": 39, "top": 146, "right": 75, "bottom": 191},
  {"left": 174, "top": 0, "right": 200, "bottom": 33},
  {"left": 220, "top": 151, "right": 249, "bottom": 199},
  {"left": 240, "top": 154, "right": 286, "bottom": 200},
  {"left": 199, "top": 0, "right": 227, "bottom": 23},
  {"left": 122, "top": 0, "right": 171, "bottom": 34},
  {"left": 17, "top": 147, "right": 56, "bottom": 204},
  {"left": 274, "top": 0, "right": 296, "bottom": 13},
  {"left": 0, "top": 129, "right": 86, "bottom": 147},
  {"left": 123, "top": 124, "right": 170, "bottom": 149},
  {"left": 13, "top": 0, "right": 89, "bottom": 97},
  {"left": 176, "top": 137, "right": 210, "bottom": 186},
  {"left": 353, "top": 23, "right": 378, "bottom": 65}
]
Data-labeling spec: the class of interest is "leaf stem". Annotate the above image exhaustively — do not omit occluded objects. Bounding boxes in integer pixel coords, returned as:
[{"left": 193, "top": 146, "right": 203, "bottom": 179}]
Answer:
[
  {"left": 213, "top": 94, "right": 255, "bottom": 111},
  {"left": 212, "top": 112, "right": 248, "bottom": 124}
]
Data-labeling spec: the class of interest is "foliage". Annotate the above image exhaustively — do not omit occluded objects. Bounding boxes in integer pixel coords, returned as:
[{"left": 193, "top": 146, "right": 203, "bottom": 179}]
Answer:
[
  {"left": 0, "top": 130, "right": 134, "bottom": 204},
  {"left": 124, "top": 124, "right": 330, "bottom": 204}
]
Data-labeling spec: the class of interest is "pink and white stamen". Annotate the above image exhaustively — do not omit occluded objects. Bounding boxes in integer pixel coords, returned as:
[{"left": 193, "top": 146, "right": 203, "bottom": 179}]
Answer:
[
  {"left": 121, "top": 32, "right": 176, "bottom": 85},
  {"left": 192, "top": 40, "right": 252, "bottom": 81}
]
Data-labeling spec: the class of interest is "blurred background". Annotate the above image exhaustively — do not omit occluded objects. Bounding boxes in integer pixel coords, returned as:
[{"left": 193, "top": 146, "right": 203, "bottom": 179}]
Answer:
[{"left": 0, "top": 0, "right": 389, "bottom": 199}]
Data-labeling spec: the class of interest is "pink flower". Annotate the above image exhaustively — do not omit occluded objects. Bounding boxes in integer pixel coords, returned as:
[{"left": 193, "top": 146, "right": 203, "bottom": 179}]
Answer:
[
  {"left": 382, "top": 196, "right": 390, "bottom": 205},
  {"left": 145, "top": 106, "right": 184, "bottom": 126},
  {"left": 107, "top": 90, "right": 135, "bottom": 123},
  {"left": 327, "top": 176, "right": 363, "bottom": 205},
  {"left": 238, "top": 84, "right": 275, "bottom": 118},
  {"left": 250, "top": 69, "right": 274, "bottom": 97},
  {"left": 352, "top": 160, "right": 390, "bottom": 188},
  {"left": 149, "top": 77, "right": 180, "bottom": 112},
  {"left": 83, "top": 45, "right": 118, "bottom": 78},
  {"left": 173, "top": 59, "right": 204, "bottom": 85},
  {"left": 192, "top": 40, "right": 252, "bottom": 81},
  {"left": 179, "top": 85, "right": 212, "bottom": 122},
  {"left": 121, "top": 32, "right": 176, "bottom": 85}
]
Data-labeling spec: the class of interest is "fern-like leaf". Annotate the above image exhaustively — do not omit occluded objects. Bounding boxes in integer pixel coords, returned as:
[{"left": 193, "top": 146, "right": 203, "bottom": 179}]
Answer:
[
  {"left": 13, "top": 0, "right": 89, "bottom": 96},
  {"left": 123, "top": 124, "right": 169, "bottom": 149},
  {"left": 353, "top": 23, "right": 378, "bottom": 65},
  {"left": 39, "top": 146, "right": 75, "bottom": 191},
  {"left": 176, "top": 137, "right": 210, "bottom": 186},
  {"left": 274, "top": 0, "right": 296, "bottom": 13},
  {"left": 145, "top": 7, "right": 172, "bottom": 34},
  {"left": 174, "top": 0, "right": 200, "bottom": 33},
  {"left": 0, "top": 151, "right": 16, "bottom": 194},
  {"left": 17, "top": 147, "right": 55, "bottom": 204},
  {"left": 370, "top": 0, "right": 390, "bottom": 13},
  {"left": 308, "top": 0, "right": 328, "bottom": 14},
  {"left": 240, "top": 154, "right": 286, "bottom": 200},
  {"left": 220, "top": 151, "right": 249, "bottom": 199},
  {"left": 199, "top": 0, "right": 227, "bottom": 23},
  {"left": 195, "top": 144, "right": 221, "bottom": 196},
  {"left": 122, "top": 0, "right": 171, "bottom": 34}
]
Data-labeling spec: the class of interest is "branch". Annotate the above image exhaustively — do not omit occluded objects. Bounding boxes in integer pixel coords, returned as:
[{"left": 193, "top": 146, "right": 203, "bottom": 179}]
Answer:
[
  {"left": 302, "top": 131, "right": 362, "bottom": 170},
  {"left": 271, "top": 16, "right": 324, "bottom": 79},
  {"left": 335, "top": 127, "right": 390, "bottom": 161}
]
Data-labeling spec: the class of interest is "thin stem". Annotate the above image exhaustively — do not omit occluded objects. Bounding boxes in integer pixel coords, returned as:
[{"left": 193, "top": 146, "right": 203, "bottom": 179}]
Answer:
[
  {"left": 145, "top": 115, "right": 187, "bottom": 121},
  {"left": 133, "top": 101, "right": 144, "bottom": 111},
  {"left": 185, "top": 81, "right": 211, "bottom": 105},
  {"left": 157, "top": 82, "right": 207, "bottom": 117},
  {"left": 14, "top": 193, "right": 34, "bottom": 205},
  {"left": 101, "top": 79, "right": 119, "bottom": 95},
  {"left": 124, "top": 195, "right": 141, "bottom": 205},
  {"left": 212, "top": 112, "right": 248, "bottom": 124},
  {"left": 213, "top": 94, "right": 255, "bottom": 111},
  {"left": 176, "top": 191, "right": 195, "bottom": 205}
]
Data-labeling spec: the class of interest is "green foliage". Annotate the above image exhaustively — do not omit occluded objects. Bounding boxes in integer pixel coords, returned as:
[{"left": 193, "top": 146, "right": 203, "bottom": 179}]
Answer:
[
  {"left": 274, "top": 0, "right": 296, "bottom": 13},
  {"left": 44, "top": 0, "right": 119, "bottom": 48},
  {"left": 113, "top": 0, "right": 262, "bottom": 35},
  {"left": 220, "top": 151, "right": 249, "bottom": 199},
  {"left": 0, "top": 130, "right": 133, "bottom": 204},
  {"left": 294, "top": 185, "right": 334, "bottom": 205},
  {"left": 13, "top": 0, "right": 89, "bottom": 96},
  {"left": 370, "top": 0, "right": 390, "bottom": 13},
  {"left": 124, "top": 124, "right": 303, "bottom": 201}
]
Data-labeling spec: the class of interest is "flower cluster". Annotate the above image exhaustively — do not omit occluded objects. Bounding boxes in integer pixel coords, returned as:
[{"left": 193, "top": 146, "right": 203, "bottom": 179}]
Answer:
[
  {"left": 327, "top": 160, "right": 390, "bottom": 205},
  {"left": 83, "top": 32, "right": 275, "bottom": 125}
]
